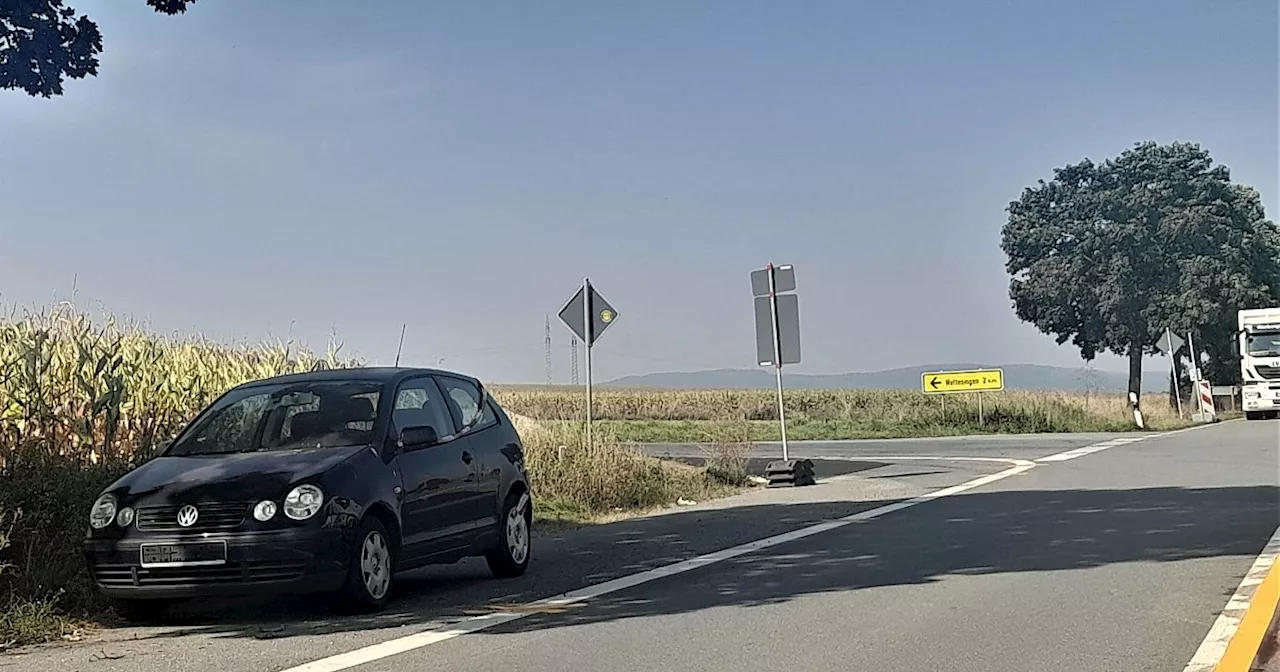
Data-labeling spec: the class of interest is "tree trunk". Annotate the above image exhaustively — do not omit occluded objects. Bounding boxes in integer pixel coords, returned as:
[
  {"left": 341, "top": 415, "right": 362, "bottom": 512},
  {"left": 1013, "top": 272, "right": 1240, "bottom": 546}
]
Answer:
[{"left": 1128, "top": 343, "right": 1144, "bottom": 406}]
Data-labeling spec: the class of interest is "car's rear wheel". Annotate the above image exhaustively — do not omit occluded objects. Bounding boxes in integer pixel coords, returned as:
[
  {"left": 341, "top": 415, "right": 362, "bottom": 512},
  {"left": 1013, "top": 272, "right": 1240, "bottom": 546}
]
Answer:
[
  {"left": 342, "top": 516, "right": 395, "bottom": 612},
  {"left": 485, "top": 489, "right": 531, "bottom": 579}
]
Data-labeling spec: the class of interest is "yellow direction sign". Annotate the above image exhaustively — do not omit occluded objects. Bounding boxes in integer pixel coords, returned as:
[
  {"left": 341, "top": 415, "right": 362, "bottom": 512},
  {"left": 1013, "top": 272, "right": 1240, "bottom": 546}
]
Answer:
[{"left": 922, "top": 368, "right": 1004, "bottom": 394}]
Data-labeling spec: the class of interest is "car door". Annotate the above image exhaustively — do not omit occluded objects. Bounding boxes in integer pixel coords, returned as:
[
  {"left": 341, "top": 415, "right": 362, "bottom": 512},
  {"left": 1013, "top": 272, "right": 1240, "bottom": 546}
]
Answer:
[
  {"left": 434, "top": 374, "right": 502, "bottom": 531},
  {"left": 388, "top": 375, "right": 478, "bottom": 563}
]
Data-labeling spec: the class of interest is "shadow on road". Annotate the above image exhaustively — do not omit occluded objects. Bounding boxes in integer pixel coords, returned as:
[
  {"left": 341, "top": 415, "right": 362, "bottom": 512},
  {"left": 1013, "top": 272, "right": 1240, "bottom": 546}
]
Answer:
[{"left": 108, "top": 484, "right": 1278, "bottom": 643}]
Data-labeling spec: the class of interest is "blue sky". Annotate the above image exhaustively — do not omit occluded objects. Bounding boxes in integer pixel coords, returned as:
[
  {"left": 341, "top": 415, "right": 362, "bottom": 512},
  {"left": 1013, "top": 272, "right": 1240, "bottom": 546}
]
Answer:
[{"left": 0, "top": 0, "right": 1275, "bottom": 384}]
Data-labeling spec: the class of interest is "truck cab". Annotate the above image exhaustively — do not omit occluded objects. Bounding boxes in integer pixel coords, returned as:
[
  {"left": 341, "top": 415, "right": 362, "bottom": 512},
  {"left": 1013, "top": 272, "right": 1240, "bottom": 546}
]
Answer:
[{"left": 1238, "top": 307, "right": 1280, "bottom": 420}]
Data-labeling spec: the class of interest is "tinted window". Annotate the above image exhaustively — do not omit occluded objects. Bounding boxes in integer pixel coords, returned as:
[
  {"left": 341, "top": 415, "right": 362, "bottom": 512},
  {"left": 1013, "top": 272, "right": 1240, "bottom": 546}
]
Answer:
[
  {"left": 390, "top": 377, "right": 454, "bottom": 441},
  {"left": 436, "top": 376, "right": 496, "bottom": 432},
  {"left": 168, "top": 381, "right": 381, "bottom": 456}
]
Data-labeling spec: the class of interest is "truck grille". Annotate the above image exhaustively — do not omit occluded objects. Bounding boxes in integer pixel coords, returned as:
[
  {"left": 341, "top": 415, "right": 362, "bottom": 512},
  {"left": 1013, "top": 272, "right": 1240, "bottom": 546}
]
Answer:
[
  {"left": 91, "top": 560, "right": 306, "bottom": 587},
  {"left": 1253, "top": 366, "right": 1280, "bottom": 381},
  {"left": 135, "top": 502, "right": 249, "bottom": 532}
]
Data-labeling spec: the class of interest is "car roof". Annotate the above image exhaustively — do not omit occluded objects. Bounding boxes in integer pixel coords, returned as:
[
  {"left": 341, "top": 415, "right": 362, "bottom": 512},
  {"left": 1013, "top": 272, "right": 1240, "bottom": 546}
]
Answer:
[{"left": 232, "top": 366, "right": 482, "bottom": 390}]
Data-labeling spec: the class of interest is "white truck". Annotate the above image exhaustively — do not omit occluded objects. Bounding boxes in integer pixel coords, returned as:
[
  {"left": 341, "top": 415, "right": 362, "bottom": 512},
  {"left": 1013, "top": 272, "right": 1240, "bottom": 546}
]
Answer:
[{"left": 1239, "top": 307, "right": 1280, "bottom": 420}]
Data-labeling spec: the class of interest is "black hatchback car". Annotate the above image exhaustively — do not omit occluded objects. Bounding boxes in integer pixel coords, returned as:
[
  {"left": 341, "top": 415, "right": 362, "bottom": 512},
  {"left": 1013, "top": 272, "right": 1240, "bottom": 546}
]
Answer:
[{"left": 83, "top": 367, "right": 533, "bottom": 618}]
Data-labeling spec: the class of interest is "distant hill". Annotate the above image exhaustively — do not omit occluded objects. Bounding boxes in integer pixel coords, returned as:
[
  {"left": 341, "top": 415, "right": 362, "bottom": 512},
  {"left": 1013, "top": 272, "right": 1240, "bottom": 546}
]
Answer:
[{"left": 602, "top": 364, "right": 1170, "bottom": 393}]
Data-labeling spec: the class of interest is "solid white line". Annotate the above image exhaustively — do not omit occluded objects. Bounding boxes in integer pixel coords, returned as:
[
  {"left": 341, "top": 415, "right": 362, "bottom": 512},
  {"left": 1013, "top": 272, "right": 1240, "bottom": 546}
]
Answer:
[
  {"left": 1182, "top": 524, "right": 1280, "bottom": 672},
  {"left": 279, "top": 458, "right": 1036, "bottom": 672}
]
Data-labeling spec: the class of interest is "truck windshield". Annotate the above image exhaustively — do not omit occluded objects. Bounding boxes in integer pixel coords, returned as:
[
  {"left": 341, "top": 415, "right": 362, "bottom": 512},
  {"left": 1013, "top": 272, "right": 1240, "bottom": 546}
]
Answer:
[
  {"left": 1247, "top": 332, "right": 1280, "bottom": 357},
  {"left": 166, "top": 381, "right": 382, "bottom": 456}
]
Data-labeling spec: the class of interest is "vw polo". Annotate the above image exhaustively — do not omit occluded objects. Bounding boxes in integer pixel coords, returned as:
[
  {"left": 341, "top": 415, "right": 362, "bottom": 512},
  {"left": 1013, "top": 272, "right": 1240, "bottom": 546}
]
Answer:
[{"left": 83, "top": 367, "right": 533, "bottom": 619}]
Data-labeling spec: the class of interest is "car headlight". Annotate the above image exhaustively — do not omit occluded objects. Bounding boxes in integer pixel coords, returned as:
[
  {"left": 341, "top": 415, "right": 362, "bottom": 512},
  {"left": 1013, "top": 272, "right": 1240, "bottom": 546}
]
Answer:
[
  {"left": 283, "top": 485, "right": 324, "bottom": 521},
  {"left": 116, "top": 507, "right": 135, "bottom": 528},
  {"left": 89, "top": 494, "right": 117, "bottom": 529},
  {"left": 254, "top": 500, "right": 278, "bottom": 522}
]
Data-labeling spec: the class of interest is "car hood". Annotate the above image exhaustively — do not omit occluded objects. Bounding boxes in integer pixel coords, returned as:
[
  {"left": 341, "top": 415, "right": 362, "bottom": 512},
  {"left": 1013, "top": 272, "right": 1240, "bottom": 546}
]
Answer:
[{"left": 108, "top": 444, "right": 370, "bottom": 505}]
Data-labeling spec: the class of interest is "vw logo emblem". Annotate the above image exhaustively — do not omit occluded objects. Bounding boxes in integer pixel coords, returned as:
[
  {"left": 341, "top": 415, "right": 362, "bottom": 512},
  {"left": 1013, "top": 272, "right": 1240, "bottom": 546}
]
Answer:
[{"left": 176, "top": 505, "right": 199, "bottom": 528}]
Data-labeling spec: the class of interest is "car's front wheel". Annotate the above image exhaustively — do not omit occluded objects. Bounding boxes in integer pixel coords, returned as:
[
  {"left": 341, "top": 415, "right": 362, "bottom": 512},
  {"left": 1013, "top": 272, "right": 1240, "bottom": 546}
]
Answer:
[
  {"left": 342, "top": 516, "right": 396, "bottom": 612},
  {"left": 485, "top": 489, "right": 531, "bottom": 578}
]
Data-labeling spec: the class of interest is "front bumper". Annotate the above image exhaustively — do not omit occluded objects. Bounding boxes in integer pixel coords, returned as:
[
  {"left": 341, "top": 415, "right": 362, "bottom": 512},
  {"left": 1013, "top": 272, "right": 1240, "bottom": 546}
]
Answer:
[
  {"left": 1242, "top": 387, "right": 1280, "bottom": 412},
  {"left": 84, "top": 526, "right": 350, "bottom": 600}
]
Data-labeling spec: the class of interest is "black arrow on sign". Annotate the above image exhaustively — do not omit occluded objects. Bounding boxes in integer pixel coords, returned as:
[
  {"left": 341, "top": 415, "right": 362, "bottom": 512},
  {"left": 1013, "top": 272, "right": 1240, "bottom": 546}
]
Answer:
[{"left": 929, "top": 377, "right": 941, "bottom": 390}]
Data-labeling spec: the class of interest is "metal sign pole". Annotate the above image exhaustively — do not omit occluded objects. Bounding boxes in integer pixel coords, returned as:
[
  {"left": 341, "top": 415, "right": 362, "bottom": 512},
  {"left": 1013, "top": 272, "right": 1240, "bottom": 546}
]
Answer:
[
  {"left": 583, "top": 277, "right": 593, "bottom": 452},
  {"left": 767, "top": 263, "right": 789, "bottom": 461},
  {"left": 1187, "top": 331, "right": 1198, "bottom": 382},
  {"left": 1167, "top": 328, "right": 1184, "bottom": 418}
]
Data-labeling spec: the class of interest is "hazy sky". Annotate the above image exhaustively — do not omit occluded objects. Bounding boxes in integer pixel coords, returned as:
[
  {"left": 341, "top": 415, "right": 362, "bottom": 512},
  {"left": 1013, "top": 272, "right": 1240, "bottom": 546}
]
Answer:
[{"left": 1, "top": 1, "right": 1276, "bottom": 384}]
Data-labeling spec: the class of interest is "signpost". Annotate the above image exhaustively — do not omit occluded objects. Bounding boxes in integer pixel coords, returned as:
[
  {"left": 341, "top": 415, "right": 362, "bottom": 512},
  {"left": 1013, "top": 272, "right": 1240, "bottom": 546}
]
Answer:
[
  {"left": 1155, "top": 328, "right": 1185, "bottom": 419},
  {"left": 921, "top": 368, "right": 1005, "bottom": 423},
  {"left": 750, "top": 263, "right": 812, "bottom": 487},
  {"left": 921, "top": 369, "right": 1005, "bottom": 394},
  {"left": 557, "top": 278, "right": 619, "bottom": 450}
]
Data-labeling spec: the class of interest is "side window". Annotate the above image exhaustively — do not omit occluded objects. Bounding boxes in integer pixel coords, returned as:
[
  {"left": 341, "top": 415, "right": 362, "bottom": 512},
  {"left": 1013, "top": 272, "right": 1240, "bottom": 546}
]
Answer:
[
  {"left": 436, "top": 376, "right": 497, "bottom": 433},
  {"left": 390, "top": 377, "right": 454, "bottom": 442}
]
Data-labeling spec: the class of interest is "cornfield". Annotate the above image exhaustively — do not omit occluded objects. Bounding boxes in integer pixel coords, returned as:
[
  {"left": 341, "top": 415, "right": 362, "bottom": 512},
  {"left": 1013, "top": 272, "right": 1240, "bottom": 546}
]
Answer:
[{"left": 0, "top": 302, "right": 358, "bottom": 467}]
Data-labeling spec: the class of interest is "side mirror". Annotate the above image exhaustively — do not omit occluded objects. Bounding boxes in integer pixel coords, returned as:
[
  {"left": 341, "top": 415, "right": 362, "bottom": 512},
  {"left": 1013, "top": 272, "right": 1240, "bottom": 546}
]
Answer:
[
  {"left": 1231, "top": 336, "right": 1241, "bottom": 358},
  {"left": 399, "top": 425, "right": 440, "bottom": 449}
]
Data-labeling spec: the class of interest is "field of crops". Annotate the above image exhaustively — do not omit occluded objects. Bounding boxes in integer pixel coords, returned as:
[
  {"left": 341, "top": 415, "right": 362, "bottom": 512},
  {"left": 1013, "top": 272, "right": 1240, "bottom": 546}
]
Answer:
[{"left": 490, "top": 384, "right": 1186, "bottom": 443}]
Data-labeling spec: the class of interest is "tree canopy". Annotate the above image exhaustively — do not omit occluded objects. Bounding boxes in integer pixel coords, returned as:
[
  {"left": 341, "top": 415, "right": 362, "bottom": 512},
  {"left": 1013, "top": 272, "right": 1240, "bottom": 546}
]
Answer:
[
  {"left": 1, "top": 0, "right": 195, "bottom": 98},
  {"left": 1000, "top": 141, "right": 1280, "bottom": 395}
]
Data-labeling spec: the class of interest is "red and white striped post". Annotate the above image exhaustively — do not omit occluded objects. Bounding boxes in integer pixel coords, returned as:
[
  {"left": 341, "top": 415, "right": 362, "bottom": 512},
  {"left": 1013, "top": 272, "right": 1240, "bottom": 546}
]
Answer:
[{"left": 1195, "top": 379, "right": 1217, "bottom": 423}]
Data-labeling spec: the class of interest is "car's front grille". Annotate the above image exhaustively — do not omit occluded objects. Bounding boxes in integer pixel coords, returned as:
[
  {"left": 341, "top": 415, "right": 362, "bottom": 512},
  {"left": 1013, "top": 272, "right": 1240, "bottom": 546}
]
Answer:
[
  {"left": 135, "top": 502, "right": 249, "bottom": 532},
  {"left": 1254, "top": 366, "right": 1280, "bottom": 380},
  {"left": 91, "top": 560, "right": 307, "bottom": 587}
]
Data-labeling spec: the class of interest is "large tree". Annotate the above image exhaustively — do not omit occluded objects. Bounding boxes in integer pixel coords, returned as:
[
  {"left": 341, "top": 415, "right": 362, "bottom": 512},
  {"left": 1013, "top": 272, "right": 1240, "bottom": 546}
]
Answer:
[
  {"left": 1001, "top": 141, "right": 1280, "bottom": 402},
  {"left": 1, "top": 0, "right": 195, "bottom": 98}
]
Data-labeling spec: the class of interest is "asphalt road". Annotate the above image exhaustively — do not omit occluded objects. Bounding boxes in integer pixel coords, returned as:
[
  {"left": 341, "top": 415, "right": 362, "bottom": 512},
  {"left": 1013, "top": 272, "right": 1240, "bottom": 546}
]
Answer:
[{"left": 4, "top": 426, "right": 1276, "bottom": 672}]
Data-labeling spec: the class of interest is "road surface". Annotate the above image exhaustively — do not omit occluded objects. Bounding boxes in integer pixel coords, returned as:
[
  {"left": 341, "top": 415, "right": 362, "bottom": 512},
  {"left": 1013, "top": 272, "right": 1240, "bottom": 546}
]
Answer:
[{"left": 3, "top": 425, "right": 1276, "bottom": 671}]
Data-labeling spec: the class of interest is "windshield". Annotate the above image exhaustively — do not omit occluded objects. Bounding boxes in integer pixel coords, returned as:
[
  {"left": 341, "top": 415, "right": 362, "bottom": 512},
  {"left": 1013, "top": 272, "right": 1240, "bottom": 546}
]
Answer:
[
  {"left": 166, "top": 381, "right": 382, "bottom": 456},
  {"left": 1247, "top": 332, "right": 1280, "bottom": 357}
]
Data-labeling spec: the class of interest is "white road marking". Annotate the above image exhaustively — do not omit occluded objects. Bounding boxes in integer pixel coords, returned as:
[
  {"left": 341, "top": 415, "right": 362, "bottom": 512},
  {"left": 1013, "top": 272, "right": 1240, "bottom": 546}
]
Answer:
[
  {"left": 283, "top": 429, "right": 1202, "bottom": 672},
  {"left": 1036, "top": 435, "right": 1157, "bottom": 462},
  {"left": 279, "top": 457, "right": 1036, "bottom": 672},
  {"left": 1181, "top": 524, "right": 1280, "bottom": 672}
]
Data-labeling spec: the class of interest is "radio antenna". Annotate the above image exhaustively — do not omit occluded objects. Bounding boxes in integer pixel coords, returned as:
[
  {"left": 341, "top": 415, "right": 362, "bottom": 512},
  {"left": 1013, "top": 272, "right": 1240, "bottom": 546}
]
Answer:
[{"left": 394, "top": 324, "right": 407, "bottom": 366}]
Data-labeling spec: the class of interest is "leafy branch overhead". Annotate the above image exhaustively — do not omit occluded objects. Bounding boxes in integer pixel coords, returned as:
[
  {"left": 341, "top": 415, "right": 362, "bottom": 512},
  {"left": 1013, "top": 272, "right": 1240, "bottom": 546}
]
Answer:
[
  {"left": 0, "top": 0, "right": 196, "bottom": 98},
  {"left": 1000, "top": 140, "right": 1280, "bottom": 392}
]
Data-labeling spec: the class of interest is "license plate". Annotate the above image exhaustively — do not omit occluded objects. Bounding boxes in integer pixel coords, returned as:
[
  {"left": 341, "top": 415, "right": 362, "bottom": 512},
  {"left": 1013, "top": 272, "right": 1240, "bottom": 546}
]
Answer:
[{"left": 139, "top": 541, "right": 227, "bottom": 568}]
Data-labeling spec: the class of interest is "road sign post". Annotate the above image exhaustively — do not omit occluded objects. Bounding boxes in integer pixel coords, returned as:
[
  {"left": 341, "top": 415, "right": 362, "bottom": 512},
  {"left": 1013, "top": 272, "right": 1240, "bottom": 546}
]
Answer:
[
  {"left": 1155, "top": 328, "right": 1185, "bottom": 419},
  {"left": 922, "top": 368, "right": 1005, "bottom": 425},
  {"left": 557, "top": 279, "right": 619, "bottom": 451},
  {"left": 750, "top": 263, "right": 812, "bottom": 487}
]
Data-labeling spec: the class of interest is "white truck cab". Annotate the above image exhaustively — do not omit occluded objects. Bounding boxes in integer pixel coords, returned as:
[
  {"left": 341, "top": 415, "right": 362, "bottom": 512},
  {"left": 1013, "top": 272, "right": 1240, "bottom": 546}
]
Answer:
[{"left": 1238, "top": 307, "right": 1280, "bottom": 420}]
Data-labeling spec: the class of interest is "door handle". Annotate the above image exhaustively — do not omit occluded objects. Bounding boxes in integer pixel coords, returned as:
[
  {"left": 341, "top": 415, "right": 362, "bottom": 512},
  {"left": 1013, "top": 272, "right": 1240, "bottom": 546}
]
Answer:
[{"left": 461, "top": 451, "right": 473, "bottom": 464}]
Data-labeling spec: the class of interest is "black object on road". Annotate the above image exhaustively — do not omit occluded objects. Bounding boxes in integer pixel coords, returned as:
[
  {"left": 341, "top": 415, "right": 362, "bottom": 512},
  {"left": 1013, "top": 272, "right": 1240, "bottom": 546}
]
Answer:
[{"left": 765, "top": 458, "right": 817, "bottom": 487}]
